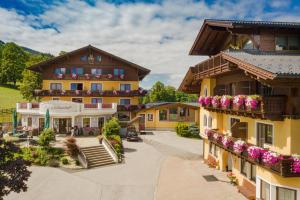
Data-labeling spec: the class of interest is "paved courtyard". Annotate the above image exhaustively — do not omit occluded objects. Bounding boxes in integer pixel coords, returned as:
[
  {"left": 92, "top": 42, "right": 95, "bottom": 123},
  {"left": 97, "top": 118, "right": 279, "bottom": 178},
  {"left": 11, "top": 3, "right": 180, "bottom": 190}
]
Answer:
[{"left": 6, "top": 131, "right": 244, "bottom": 200}]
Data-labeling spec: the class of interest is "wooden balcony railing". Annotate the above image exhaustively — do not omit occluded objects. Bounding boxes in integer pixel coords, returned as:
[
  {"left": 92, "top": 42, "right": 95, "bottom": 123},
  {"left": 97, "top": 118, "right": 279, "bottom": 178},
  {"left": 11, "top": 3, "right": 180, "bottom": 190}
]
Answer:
[
  {"left": 117, "top": 104, "right": 145, "bottom": 111},
  {"left": 34, "top": 89, "right": 147, "bottom": 97},
  {"left": 53, "top": 73, "right": 125, "bottom": 80},
  {"left": 203, "top": 95, "right": 287, "bottom": 120},
  {"left": 207, "top": 130, "right": 300, "bottom": 178}
]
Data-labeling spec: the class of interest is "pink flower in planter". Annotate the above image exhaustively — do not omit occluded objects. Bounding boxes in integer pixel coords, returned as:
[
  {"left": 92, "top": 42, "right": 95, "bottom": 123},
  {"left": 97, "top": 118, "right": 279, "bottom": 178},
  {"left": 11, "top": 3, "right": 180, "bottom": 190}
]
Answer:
[
  {"left": 204, "top": 96, "right": 212, "bottom": 106},
  {"left": 87, "top": 90, "right": 92, "bottom": 95},
  {"left": 107, "top": 74, "right": 113, "bottom": 79},
  {"left": 233, "top": 140, "right": 247, "bottom": 154},
  {"left": 247, "top": 146, "right": 266, "bottom": 159},
  {"left": 292, "top": 155, "right": 300, "bottom": 173},
  {"left": 204, "top": 129, "right": 213, "bottom": 138},
  {"left": 233, "top": 95, "right": 246, "bottom": 108},
  {"left": 245, "top": 95, "right": 260, "bottom": 110},
  {"left": 212, "top": 96, "right": 221, "bottom": 108},
  {"left": 75, "top": 90, "right": 80, "bottom": 95},
  {"left": 120, "top": 74, "right": 125, "bottom": 79},
  {"left": 85, "top": 74, "right": 90, "bottom": 79},
  {"left": 57, "top": 73, "right": 63, "bottom": 79},
  {"left": 198, "top": 96, "right": 205, "bottom": 106},
  {"left": 222, "top": 136, "right": 234, "bottom": 148},
  {"left": 72, "top": 73, "right": 78, "bottom": 79},
  {"left": 213, "top": 133, "right": 223, "bottom": 143},
  {"left": 113, "top": 90, "right": 118, "bottom": 95},
  {"left": 220, "top": 95, "right": 232, "bottom": 109},
  {"left": 95, "top": 74, "right": 101, "bottom": 79},
  {"left": 262, "top": 151, "right": 282, "bottom": 165}
]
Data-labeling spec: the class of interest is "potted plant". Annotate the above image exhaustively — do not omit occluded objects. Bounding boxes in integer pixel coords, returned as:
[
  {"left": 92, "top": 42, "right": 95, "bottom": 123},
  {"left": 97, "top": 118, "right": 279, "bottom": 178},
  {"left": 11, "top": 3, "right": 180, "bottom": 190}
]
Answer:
[
  {"left": 245, "top": 95, "right": 261, "bottom": 111},
  {"left": 71, "top": 73, "right": 78, "bottom": 79},
  {"left": 222, "top": 136, "right": 234, "bottom": 148},
  {"left": 84, "top": 73, "right": 90, "bottom": 80},
  {"left": 204, "top": 129, "right": 213, "bottom": 139},
  {"left": 213, "top": 132, "right": 223, "bottom": 143},
  {"left": 247, "top": 146, "right": 266, "bottom": 161},
  {"left": 262, "top": 150, "right": 282, "bottom": 166},
  {"left": 212, "top": 96, "right": 221, "bottom": 108},
  {"left": 198, "top": 96, "right": 205, "bottom": 106},
  {"left": 220, "top": 95, "right": 232, "bottom": 109},
  {"left": 292, "top": 154, "right": 300, "bottom": 173},
  {"left": 204, "top": 96, "right": 212, "bottom": 107},
  {"left": 233, "top": 95, "right": 246, "bottom": 110},
  {"left": 233, "top": 139, "right": 247, "bottom": 154},
  {"left": 227, "top": 172, "right": 238, "bottom": 185}
]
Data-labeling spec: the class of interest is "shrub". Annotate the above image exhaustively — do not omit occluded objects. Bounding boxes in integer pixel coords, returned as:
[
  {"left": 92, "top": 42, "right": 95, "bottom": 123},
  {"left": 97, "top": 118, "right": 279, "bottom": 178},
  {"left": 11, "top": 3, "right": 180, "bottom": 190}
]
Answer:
[
  {"left": 102, "top": 117, "right": 121, "bottom": 137},
  {"left": 75, "top": 160, "right": 80, "bottom": 166},
  {"left": 108, "top": 134, "right": 122, "bottom": 144},
  {"left": 63, "top": 137, "right": 79, "bottom": 157},
  {"left": 38, "top": 128, "right": 55, "bottom": 147},
  {"left": 113, "top": 143, "right": 122, "bottom": 157},
  {"left": 61, "top": 157, "right": 69, "bottom": 165},
  {"left": 48, "top": 159, "right": 60, "bottom": 167},
  {"left": 175, "top": 122, "right": 190, "bottom": 137},
  {"left": 188, "top": 124, "right": 200, "bottom": 138}
]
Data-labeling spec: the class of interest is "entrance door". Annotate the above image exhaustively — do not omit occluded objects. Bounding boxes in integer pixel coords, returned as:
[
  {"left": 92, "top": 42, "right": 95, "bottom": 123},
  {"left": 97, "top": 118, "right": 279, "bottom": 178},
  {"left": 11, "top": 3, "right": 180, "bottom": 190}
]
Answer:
[
  {"left": 139, "top": 114, "right": 145, "bottom": 131},
  {"left": 58, "top": 118, "right": 71, "bottom": 134},
  {"left": 98, "top": 117, "right": 105, "bottom": 134}
]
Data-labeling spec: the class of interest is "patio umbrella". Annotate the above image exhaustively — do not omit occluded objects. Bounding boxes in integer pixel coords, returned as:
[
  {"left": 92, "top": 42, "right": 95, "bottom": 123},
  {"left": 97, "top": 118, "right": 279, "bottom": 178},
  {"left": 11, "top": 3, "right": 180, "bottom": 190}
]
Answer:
[
  {"left": 45, "top": 109, "right": 50, "bottom": 129},
  {"left": 12, "top": 109, "right": 17, "bottom": 135}
]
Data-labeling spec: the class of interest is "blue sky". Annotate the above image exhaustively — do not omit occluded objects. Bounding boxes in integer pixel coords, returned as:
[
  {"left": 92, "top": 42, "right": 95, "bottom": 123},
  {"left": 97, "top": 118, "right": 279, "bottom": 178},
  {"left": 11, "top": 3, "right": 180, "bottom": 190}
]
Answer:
[{"left": 1, "top": 0, "right": 300, "bottom": 88}]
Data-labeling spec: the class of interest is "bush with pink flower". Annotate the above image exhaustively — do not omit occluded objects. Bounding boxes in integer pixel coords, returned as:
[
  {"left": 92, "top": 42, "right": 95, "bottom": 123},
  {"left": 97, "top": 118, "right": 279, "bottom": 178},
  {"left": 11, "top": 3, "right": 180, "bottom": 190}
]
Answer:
[
  {"left": 204, "top": 96, "right": 212, "bottom": 106},
  {"left": 212, "top": 96, "right": 221, "bottom": 108},
  {"left": 233, "top": 139, "right": 247, "bottom": 154},
  {"left": 198, "top": 96, "right": 205, "bottom": 106},
  {"left": 245, "top": 95, "right": 261, "bottom": 111},
  {"left": 262, "top": 151, "right": 282, "bottom": 165},
  {"left": 247, "top": 146, "right": 266, "bottom": 159},
  {"left": 213, "top": 132, "right": 223, "bottom": 143},
  {"left": 292, "top": 154, "right": 300, "bottom": 173},
  {"left": 233, "top": 95, "right": 246, "bottom": 110},
  {"left": 220, "top": 95, "right": 232, "bottom": 109},
  {"left": 222, "top": 136, "right": 234, "bottom": 148}
]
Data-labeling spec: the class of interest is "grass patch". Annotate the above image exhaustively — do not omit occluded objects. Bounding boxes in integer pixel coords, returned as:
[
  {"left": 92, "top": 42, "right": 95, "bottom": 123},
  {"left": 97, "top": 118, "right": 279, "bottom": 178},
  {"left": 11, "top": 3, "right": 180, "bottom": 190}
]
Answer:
[{"left": 0, "top": 85, "right": 25, "bottom": 109}]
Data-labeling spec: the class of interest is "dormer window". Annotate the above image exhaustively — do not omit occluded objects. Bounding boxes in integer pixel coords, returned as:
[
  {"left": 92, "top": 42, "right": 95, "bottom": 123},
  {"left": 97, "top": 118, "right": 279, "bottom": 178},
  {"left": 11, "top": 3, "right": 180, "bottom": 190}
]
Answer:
[
  {"left": 276, "top": 36, "right": 300, "bottom": 50},
  {"left": 80, "top": 55, "right": 88, "bottom": 62},
  {"left": 96, "top": 55, "right": 101, "bottom": 62}
]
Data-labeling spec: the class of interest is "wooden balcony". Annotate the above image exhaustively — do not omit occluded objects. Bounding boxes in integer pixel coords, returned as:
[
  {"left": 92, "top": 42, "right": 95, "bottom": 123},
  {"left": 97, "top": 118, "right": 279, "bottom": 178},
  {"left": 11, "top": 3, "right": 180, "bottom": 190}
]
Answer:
[
  {"left": 207, "top": 130, "right": 300, "bottom": 178},
  {"left": 203, "top": 95, "right": 287, "bottom": 121},
  {"left": 53, "top": 73, "right": 125, "bottom": 81},
  {"left": 117, "top": 104, "right": 145, "bottom": 112},
  {"left": 34, "top": 89, "right": 147, "bottom": 97}
]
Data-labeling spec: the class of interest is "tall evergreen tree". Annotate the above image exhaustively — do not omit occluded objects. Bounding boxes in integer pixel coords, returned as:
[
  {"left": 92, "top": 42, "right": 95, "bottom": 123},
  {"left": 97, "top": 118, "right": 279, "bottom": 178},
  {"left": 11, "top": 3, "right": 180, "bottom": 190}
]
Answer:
[{"left": 0, "top": 43, "right": 27, "bottom": 85}]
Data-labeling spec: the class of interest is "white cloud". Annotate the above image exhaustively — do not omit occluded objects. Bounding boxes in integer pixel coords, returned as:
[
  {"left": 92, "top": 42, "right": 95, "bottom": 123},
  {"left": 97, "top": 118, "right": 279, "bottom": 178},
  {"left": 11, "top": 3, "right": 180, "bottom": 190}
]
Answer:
[{"left": 0, "top": 0, "right": 300, "bottom": 88}]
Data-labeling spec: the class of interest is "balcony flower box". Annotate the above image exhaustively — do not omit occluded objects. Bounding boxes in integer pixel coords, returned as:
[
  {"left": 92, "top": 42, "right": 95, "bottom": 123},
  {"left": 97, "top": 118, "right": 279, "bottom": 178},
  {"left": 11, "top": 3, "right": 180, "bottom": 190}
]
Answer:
[
  {"left": 204, "top": 96, "right": 212, "bottom": 107},
  {"left": 213, "top": 132, "right": 223, "bottom": 144},
  {"left": 220, "top": 95, "right": 232, "bottom": 109},
  {"left": 205, "top": 129, "right": 213, "bottom": 139},
  {"left": 71, "top": 73, "right": 78, "bottom": 79},
  {"left": 57, "top": 73, "right": 64, "bottom": 79},
  {"left": 120, "top": 74, "right": 125, "bottom": 79},
  {"left": 84, "top": 74, "right": 91, "bottom": 80},
  {"left": 245, "top": 95, "right": 261, "bottom": 111},
  {"left": 233, "top": 139, "right": 247, "bottom": 154},
  {"left": 125, "top": 90, "right": 130, "bottom": 94},
  {"left": 87, "top": 90, "right": 92, "bottom": 95},
  {"left": 222, "top": 136, "right": 234, "bottom": 148},
  {"left": 61, "top": 90, "right": 66, "bottom": 95},
  {"left": 292, "top": 155, "right": 300, "bottom": 173},
  {"left": 75, "top": 90, "right": 81, "bottom": 95},
  {"left": 233, "top": 95, "right": 246, "bottom": 110},
  {"left": 198, "top": 96, "right": 205, "bottom": 106},
  {"left": 212, "top": 96, "right": 221, "bottom": 108},
  {"left": 247, "top": 146, "right": 266, "bottom": 160},
  {"left": 107, "top": 74, "right": 113, "bottom": 79},
  {"left": 262, "top": 151, "right": 282, "bottom": 166},
  {"left": 95, "top": 74, "right": 101, "bottom": 79},
  {"left": 113, "top": 90, "right": 118, "bottom": 95}
]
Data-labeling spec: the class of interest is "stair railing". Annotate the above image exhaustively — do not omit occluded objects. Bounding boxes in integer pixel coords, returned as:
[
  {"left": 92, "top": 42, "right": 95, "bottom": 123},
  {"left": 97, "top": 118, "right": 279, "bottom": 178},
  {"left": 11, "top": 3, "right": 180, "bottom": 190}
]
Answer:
[
  {"left": 78, "top": 148, "right": 88, "bottom": 168},
  {"left": 102, "top": 137, "right": 120, "bottom": 163}
]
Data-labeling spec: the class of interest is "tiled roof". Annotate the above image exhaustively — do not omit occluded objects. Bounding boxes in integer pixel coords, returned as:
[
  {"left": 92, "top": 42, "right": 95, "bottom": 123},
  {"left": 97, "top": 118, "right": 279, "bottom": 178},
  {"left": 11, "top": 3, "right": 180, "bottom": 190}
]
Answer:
[
  {"left": 223, "top": 50, "right": 300, "bottom": 77},
  {"left": 205, "top": 19, "right": 300, "bottom": 28},
  {"left": 144, "top": 102, "right": 199, "bottom": 109}
]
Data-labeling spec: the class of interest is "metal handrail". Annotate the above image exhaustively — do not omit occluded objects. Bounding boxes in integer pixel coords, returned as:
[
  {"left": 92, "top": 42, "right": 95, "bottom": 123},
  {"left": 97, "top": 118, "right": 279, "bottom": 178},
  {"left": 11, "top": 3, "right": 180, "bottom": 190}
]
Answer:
[{"left": 77, "top": 148, "right": 88, "bottom": 168}]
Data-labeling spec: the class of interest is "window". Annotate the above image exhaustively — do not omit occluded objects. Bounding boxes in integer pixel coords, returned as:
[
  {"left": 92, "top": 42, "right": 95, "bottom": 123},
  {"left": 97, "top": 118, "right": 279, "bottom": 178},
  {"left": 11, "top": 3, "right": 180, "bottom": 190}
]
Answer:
[
  {"left": 27, "top": 117, "right": 32, "bottom": 127},
  {"left": 83, "top": 118, "right": 90, "bottom": 127},
  {"left": 71, "top": 67, "right": 84, "bottom": 75},
  {"left": 118, "top": 111, "right": 130, "bottom": 121},
  {"left": 91, "top": 68, "right": 102, "bottom": 75},
  {"left": 209, "top": 142, "right": 213, "bottom": 154},
  {"left": 204, "top": 86, "right": 208, "bottom": 97},
  {"left": 91, "top": 83, "right": 102, "bottom": 91},
  {"left": 96, "top": 55, "right": 101, "bottom": 62},
  {"left": 52, "top": 97, "right": 60, "bottom": 101},
  {"left": 251, "top": 164, "right": 256, "bottom": 182},
  {"left": 120, "top": 99, "right": 131, "bottom": 105},
  {"left": 276, "top": 36, "right": 300, "bottom": 51},
  {"left": 147, "top": 113, "right": 153, "bottom": 121},
  {"left": 214, "top": 145, "right": 219, "bottom": 158},
  {"left": 114, "top": 68, "right": 124, "bottom": 76},
  {"left": 261, "top": 180, "right": 271, "bottom": 200},
  {"left": 179, "top": 107, "right": 186, "bottom": 117},
  {"left": 241, "top": 158, "right": 248, "bottom": 176},
  {"left": 257, "top": 122, "right": 273, "bottom": 147},
  {"left": 203, "top": 114, "right": 207, "bottom": 127},
  {"left": 159, "top": 109, "right": 168, "bottom": 121},
  {"left": 277, "top": 187, "right": 296, "bottom": 200},
  {"left": 169, "top": 108, "right": 178, "bottom": 121},
  {"left": 72, "top": 98, "right": 82, "bottom": 103},
  {"left": 243, "top": 40, "right": 257, "bottom": 50},
  {"left": 120, "top": 84, "right": 131, "bottom": 91},
  {"left": 54, "top": 67, "right": 66, "bottom": 74},
  {"left": 230, "top": 117, "right": 240, "bottom": 132},
  {"left": 240, "top": 158, "right": 256, "bottom": 182},
  {"left": 50, "top": 83, "right": 62, "bottom": 90},
  {"left": 208, "top": 116, "right": 212, "bottom": 128},
  {"left": 71, "top": 83, "right": 83, "bottom": 90},
  {"left": 80, "top": 55, "right": 88, "bottom": 61},
  {"left": 91, "top": 98, "right": 102, "bottom": 104}
]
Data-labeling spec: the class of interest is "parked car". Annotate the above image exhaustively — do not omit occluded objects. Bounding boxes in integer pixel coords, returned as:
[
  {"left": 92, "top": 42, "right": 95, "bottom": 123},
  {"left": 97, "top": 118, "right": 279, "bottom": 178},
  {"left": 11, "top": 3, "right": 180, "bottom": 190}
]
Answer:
[{"left": 126, "top": 132, "right": 141, "bottom": 142}]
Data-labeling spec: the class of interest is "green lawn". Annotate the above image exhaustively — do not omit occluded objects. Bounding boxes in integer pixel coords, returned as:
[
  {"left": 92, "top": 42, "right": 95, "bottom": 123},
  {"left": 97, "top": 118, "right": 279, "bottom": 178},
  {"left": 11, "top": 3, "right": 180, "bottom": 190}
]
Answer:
[{"left": 0, "top": 85, "right": 25, "bottom": 109}]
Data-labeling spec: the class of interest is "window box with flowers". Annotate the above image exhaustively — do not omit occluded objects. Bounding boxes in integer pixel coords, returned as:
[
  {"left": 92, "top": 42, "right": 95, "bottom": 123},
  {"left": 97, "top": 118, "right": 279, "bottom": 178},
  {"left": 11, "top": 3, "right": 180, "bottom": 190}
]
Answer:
[
  {"left": 233, "top": 139, "right": 247, "bottom": 154},
  {"left": 245, "top": 95, "right": 261, "bottom": 112},
  {"left": 220, "top": 95, "right": 232, "bottom": 109},
  {"left": 233, "top": 95, "right": 246, "bottom": 110},
  {"left": 212, "top": 96, "right": 221, "bottom": 108}
]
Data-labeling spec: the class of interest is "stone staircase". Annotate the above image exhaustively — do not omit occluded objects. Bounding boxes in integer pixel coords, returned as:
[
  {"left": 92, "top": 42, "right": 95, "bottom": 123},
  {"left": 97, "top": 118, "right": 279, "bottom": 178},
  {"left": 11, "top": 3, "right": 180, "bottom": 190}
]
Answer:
[{"left": 80, "top": 145, "right": 115, "bottom": 168}]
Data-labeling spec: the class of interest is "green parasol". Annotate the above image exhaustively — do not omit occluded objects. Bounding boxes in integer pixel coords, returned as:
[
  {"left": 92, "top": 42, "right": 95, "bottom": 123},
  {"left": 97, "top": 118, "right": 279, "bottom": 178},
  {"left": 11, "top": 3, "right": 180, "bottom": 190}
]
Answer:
[
  {"left": 45, "top": 109, "right": 50, "bottom": 129},
  {"left": 12, "top": 109, "right": 17, "bottom": 135}
]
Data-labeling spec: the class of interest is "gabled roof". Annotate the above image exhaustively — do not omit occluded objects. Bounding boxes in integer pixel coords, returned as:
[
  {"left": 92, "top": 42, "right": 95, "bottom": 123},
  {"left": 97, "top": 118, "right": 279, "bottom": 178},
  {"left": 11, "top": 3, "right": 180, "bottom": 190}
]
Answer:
[
  {"left": 189, "top": 19, "right": 300, "bottom": 56},
  {"left": 28, "top": 45, "right": 151, "bottom": 80}
]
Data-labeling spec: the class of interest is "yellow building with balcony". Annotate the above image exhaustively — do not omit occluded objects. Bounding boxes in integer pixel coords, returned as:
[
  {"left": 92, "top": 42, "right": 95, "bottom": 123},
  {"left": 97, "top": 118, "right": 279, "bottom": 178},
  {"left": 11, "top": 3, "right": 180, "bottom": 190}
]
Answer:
[{"left": 180, "top": 19, "right": 300, "bottom": 200}]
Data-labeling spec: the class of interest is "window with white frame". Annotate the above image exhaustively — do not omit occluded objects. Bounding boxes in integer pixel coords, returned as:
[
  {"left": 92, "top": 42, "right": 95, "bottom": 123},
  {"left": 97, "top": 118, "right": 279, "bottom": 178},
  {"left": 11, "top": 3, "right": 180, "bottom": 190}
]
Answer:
[
  {"left": 208, "top": 116, "right": 212, "bottom": 128},
  {"left": 240, "top": 158, "right": 256, "bottom": 182},
  {"left": 83, "top": 118, "right": 90, "bottom": 127},
  {"left": 120, "top": 99, "right": 131, "bottom": 105},
  {"left": 277, "top": 187, "right": 296, "bottom": 200},
  {"left": 50, "top": 83, "right": 62, "bottom": 90},
  {"left": 204, "top": 86, "right": 208, "bottom": 97},
  {"left": 147, "top": 113, "right": 153, "bottom": 121},
  {"left": 203, "top": 114, "right": 207, "bottom": 127},
  {"left": 257, "top": 122, "right": 273, "bottom": 147},
  {"left": 261, "top": 180, "right": 271, "bottom": 200},
  {"left": 120, "top": 84, "right": 131, "bottom": 91},
  {"left": 230, "top": 117, "right": 240, "bottom": 132},
  {"left": 91, "top": 98, "right": 102, "bottom": 104}
]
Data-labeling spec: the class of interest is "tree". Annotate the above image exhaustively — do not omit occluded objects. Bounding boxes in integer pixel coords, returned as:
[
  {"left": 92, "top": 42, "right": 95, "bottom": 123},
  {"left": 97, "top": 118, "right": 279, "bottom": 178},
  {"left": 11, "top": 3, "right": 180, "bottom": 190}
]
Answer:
[
  {"left": 59, "top": 51, "right": 67, "bottom": 56},
  {"left": 20, "top": 54, "right": 52, "bottom": 101},
  {"left": 102, "top": 117, "right": 121, "bottom": 137},
  {"left": 0, "top": 139, "right": 31, "bottom": 199},
  {"left": 0, "top": 43, "right": 27, "bottom": 85}
]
